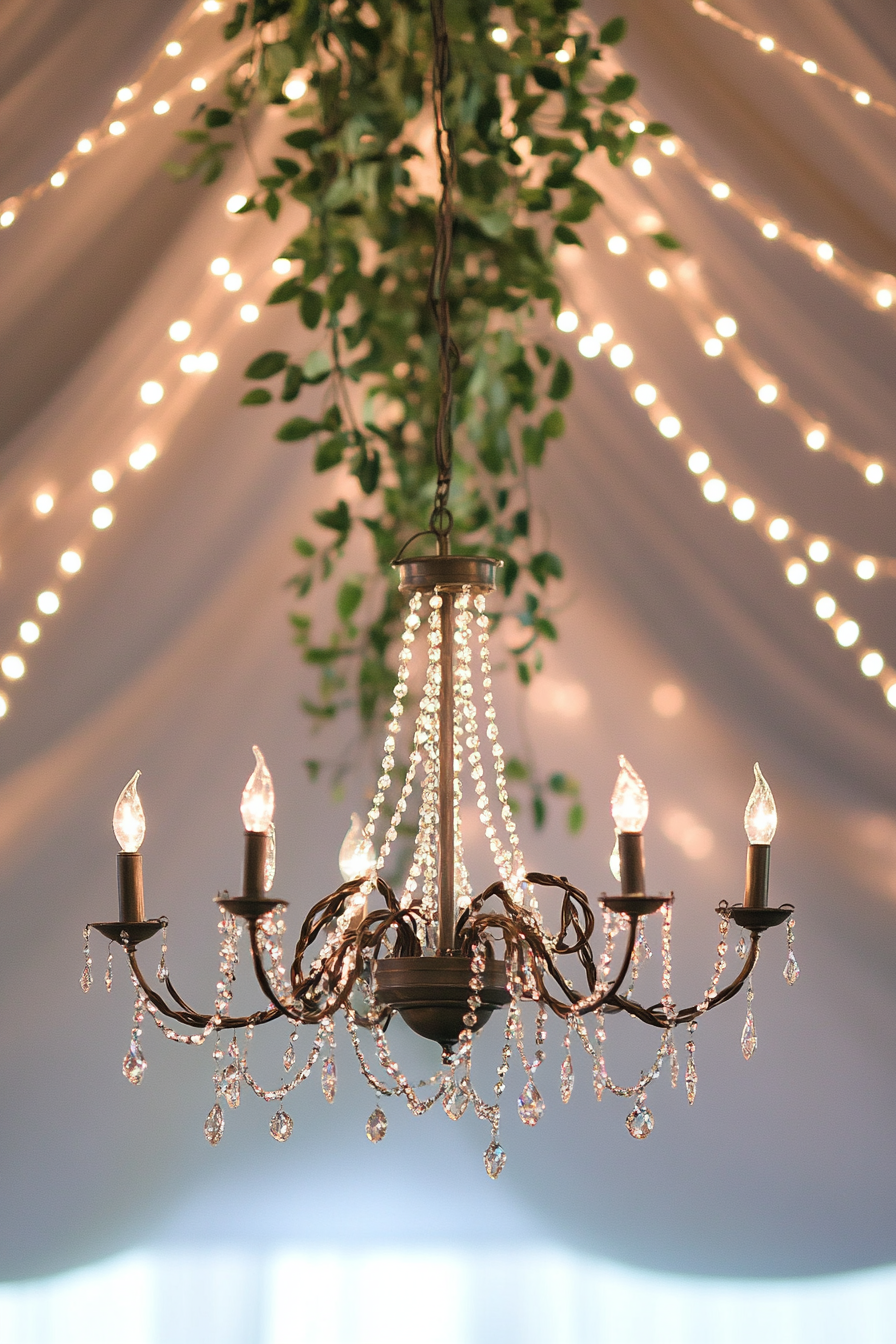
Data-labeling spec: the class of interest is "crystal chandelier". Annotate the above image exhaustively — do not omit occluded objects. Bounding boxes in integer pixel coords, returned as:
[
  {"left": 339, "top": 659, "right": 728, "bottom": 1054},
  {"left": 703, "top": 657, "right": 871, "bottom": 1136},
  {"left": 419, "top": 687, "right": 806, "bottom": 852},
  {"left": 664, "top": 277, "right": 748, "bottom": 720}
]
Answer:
[{"left": 83, "top": 0, "right": 799, "bottom": 1176}]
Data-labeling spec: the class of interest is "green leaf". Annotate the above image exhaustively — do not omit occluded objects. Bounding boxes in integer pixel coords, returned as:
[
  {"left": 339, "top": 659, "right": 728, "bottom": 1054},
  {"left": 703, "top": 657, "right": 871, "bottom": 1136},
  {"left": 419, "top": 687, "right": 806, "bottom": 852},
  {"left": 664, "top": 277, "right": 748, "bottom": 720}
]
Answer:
[
  {"left": 651, "top": 231, "right": 682, "bottom": 250},
  {"left": 534, "top": 344, "right": 552, "bottom": 368},
  {"left": 548, "top": 356, "right": 573, "bottom": 400},
  {"left": 314, "top": 434, "right": 346, "bottom": 471},
  {"left": 352, "top": 450, "right": 380, "bottom": 495},
  {"left": 277, "top": 416, "right": 324, "bottom": 441},
  {"left": 268, "top": 277, "right": 302, "bottom": 304},
  {"left": 530, "top": 551, "right": 564, "bottom": 585},
  {"left": 599, "top": 16, "right": 627, "bottom": 45},
  {"left": 533, "top": 66, "right": 563, "bottom": 91},
  {"left": 542, "top": 408, "right": 565, "bottom": 439},
  {"left": 522, "top": 424, "right": 545, "bottom": 465},
  {"left": 553, "top": 224, "right": 583, "bottom": 246},
  {"left": 533, "top": 793, "right": 547, "bottom": 829},
  {"left": 304, "top": 758, "right": 321, "bottom": 781},
  {"left": 567, "top": 802, "right": 585, "bottom": 834},
  {"left": 314, "top": 500, "right": 351, "bottom": 536},
  {"left": 300, "top": 289, "right": 324, "bottom": 329},
  {"left": 505, "top": 757, "right": 529, "bottom": 781},
  {"left": 517, "top": 661, "right": 531, "bottom": 685},
  {"left": 599, "top": 73, "right": 637, "bottom": 104},
  {"left": 336, "top": 581, "right": 364, "bottom": 622},
  {"left": 303, "top": 348, "right": 330, "bottom": 382},
  {"left": 284, "top": 128, "right": 322, "bottom": 150},
  {"left": 293, "top": 537, "right": 316, "bottom": 557},
  {"left": 205, "top": 108, "right": 233, "bottom": 128},
  {"left": 282, "top": 364, "right": 303, "bottom": 401},
  {"left": 241, "top": 388, "right": 273, "bottom": 405},
  {"left": 245, "top": 350, "right": 288, "bottom": 379},
  {"left": 647, "top": 121, "right": 672, "bottom": 136}
]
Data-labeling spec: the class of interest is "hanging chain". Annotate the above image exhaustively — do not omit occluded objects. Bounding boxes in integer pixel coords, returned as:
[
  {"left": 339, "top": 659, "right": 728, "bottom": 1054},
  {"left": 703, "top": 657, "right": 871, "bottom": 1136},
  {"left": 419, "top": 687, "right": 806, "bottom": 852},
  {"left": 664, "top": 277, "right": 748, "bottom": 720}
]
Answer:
[{"left": 427, "top": 0, "right": 458, "bottom": 548}]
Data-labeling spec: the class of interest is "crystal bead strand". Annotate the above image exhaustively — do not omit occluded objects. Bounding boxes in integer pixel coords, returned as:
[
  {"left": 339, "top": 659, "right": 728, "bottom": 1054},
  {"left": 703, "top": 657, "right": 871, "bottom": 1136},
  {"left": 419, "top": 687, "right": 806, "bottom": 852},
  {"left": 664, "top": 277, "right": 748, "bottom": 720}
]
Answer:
[
  {"left": 783, "top": 917, "right": 800, "bottom": 984},
  {"left": 474, "top": 593, "right": 527, "bottom": 897},
  {"left": 695, "top": 915, "right": 731, "bottom": 1015},
  {"left": 399, "top": 592, "right": 444, "bottom": 928},
  {"left": 741, "top": 973, "right": 758, "bottom": 1059},
  {"left": 80, "top": 926, "right": 93, "bottom": 992},
  {"left": 122, "top": 983, "right": 147, "bottom": 1085},
  {"left": 321, "top": 1017, "right": 337, "bottom": 1102},
  {"left": 104, "top": 943, "right": 114, "bottom": 992},
  {"left": 240, "top": 1027, "right": 324, "bottom": 1102},
  {"left": 156, "top": 918, "right": 169, "bottom": 983},
  {"left": 143, "top": 909, "right": 240, "bottom": 1045},
  {"left": 396, "top": 599, "right": 442, "bottom": 913},
  {"left": 660, "top": 902, "right": 679, "bottom": 1085},
  {"left": 685, "top": 1021, "right": 698, "bottom": 1103}
]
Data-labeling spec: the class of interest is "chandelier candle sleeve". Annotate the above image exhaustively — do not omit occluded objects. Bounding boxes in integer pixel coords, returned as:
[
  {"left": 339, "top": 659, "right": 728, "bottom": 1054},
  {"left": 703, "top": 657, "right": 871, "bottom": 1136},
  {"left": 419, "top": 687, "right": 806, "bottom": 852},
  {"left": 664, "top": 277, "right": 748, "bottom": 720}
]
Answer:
[
  {"left": 113, "top": 772, "right": 145, "bottom": 922},
  {"left": 743, "top": 763, "right": 777, "bottom": 909},
  {"left": 611, "top": 756, "right": 649, "bottom": 896},
  {"left": 240, "top": 747, "right": 275, "bottom": 901}
]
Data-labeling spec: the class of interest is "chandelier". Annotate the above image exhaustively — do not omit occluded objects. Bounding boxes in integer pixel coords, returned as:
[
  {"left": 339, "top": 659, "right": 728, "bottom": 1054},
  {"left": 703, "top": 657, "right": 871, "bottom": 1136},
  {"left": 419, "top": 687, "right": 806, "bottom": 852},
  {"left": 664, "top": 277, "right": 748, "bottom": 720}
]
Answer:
[{"left": 83, "top": 0, "right": 799, "bottom": 1178}]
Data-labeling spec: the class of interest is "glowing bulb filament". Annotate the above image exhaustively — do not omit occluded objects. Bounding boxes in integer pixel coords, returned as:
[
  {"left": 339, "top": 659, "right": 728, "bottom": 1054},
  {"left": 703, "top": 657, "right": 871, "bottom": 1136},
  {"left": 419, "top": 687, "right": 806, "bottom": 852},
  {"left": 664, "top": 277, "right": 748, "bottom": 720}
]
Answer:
[
  {"left": 240, "top": 746, "right": 275, "bottom": 832},
  {"left": 113, "top": 771, "right": 145, "bottom": 852},
  {"left": 610, "top": 755, "right": 649, "bottom": 832},
  {"left": 339, "top": 812, "right": 375, "bottom": 882},
  {"left": 744, "top": 763, "right": 777, "bottom": 845}
]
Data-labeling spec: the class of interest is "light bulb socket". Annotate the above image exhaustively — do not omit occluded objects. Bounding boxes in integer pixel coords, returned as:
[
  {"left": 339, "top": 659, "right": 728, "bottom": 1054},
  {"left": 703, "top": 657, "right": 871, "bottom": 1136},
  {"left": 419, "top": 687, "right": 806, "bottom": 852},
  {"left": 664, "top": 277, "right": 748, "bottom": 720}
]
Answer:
[
  {"left": 618, "top": 832, "right": 645, "bottom": 896},
  {"left": 242, "top": 830, "right": 269, "bottom": 900},
  {"left": 744, "top": 843, "right": 770, "bottom": 909},
  {"left": 117, "top": 851, "right": 145, "bottom": 922}
]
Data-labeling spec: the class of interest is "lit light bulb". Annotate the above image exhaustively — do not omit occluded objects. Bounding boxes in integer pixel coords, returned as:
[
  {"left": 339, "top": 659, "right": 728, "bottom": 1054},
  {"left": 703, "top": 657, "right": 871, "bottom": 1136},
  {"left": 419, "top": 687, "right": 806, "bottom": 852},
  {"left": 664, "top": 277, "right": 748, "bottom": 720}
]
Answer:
[
  {"left": 715, "top": 315, "right": 737, "bottom": 338},
  {"left": 77, "top": 137, "right": 92, "bottom": 154},
  {"left": 806, "top": 428, "right": 826, "bottom": 450},
  {"left": 634, "top": 383, "right": 657, "bottom": 406},
  {"left": 816, "top": 242, "right": 834, "bottom": 262},
  {"left": 703, "top": 337, "right": 723, "bottom": 357},
  {"left": 607, "top": 235, "right": 627, "bottom": 255},
  {"left": 610, "top": 755, "right": 649, "bottom": 833},
  {"left": 169, "top": 320, "right": 191, "bottom": 341},
  {"left": 223, "top": 272, "right": 242, "bottom": 291},
  {"left": 659, "top": 138, "right": 677, "bottom": 156},
  {"left": 768, "top": 517, "right": 790, "bottom": 541},
  {"left": 758, "top": 36, "right": 775, "bottom": 51},
  {"left": 556, "top": 310, "right": 578, "bottom": 333},
  {"left": 129, "top": 443, "right": 156, "bottom": 470},
  {"left": 815, "top": 594, "right": 836, "bottom": 620},
  {"left": 632, "top": 157, "right": 651, "bottom": 177},
  {"left": 140, "top": 381, "right": 164, "bottom": 405},
  {"left": 165, "top": 41, "right": 182, "bottom": 56},
  {"left": 744, "top": 763, "right": 776, "bottom": 845},
  {"left": 609, "top": 831, "right": 621, "bottom": 881},
  {"left": 113, "top": 771, "right": 145, "bottom": 851},
  {"left": 802, "top": 59, "right": 817, "bottom": 74},
  {"left": 272, "top": 258, "right": 291, "bottom": 274},
  {"left": 490, "top": 26, "right": 508, "bottom": 42},
  {"left": 283, "top": 77, "right": 307, "bottom": 99},
  {"left": 732, "top": 496, "right": 755, "bottom": 521},
  {"left": 711, "top": 181, "right": 730, "bottom": 199},
  {"left": 50, "top": 171, "right": 66, "bottom": 188},
  {"left": 854, "top": 89, "right": 871, "bottom": 105},
  {"left": 338, "top": 812, "right": 375, "bottom": 881},
  {"left": 117, "top": 87, "right": 134, "bottom": 102},
  {"left": 37, "top": 591, "right": 59, "bottom": 614},
  {"left": 629, "top": 119, "right": 645, "bottom": 133},
  {"left": 761, "top": 222, "right": 779, "bottom": 239},
  {"left": 240, "top": 304, "right": 260, "bottom": 323},
  {"left": 688, "top": 449, "right": 710, "bottom": 474},
  {"left": 856, "top": 557, "right": 876, "bottom": 581},
  {"left": 610, "top": 343, "right": 633, "bottom": 368},
  {"left": 807, "top": 539, "right": 829, "bottom": 563},
  {"left": 191, "top": 76, "right": 207, "bottom": 91},
  {"left": 757, "top": 383, "right": 778, "bottom": 403},
  {"left": 593, "top": 322, "right": 614, "bottom": 342},
  {"left": 702, "top": 477, "right": 726, "bottom": 503},
  {"left": 92, "top": 469, "right": 115, "bottom": 493},
  {"left": 240, "top": 745, "right": 275, "bottom": 832},
  {"left": 648, "top": 268, "right": 668, "bottom": 288},
  {"left": 109, "top": 121, "right": 126, "bottom": 136},
  {"left": 658, "top": 415, "right": 681, "bottom": 438},
  {"left": 862, "top": 651, "right": 884, "bottom": 677},
  {"left": 865, "top": 462, "right": 884, "bottom": 485},
  {"left": 578, "top": 335, "right": 600, "bottom": 358},
  {"left": 153, "top": 100, "right": 171, "bottom": 116},
  {"left": 34, "top": 492, "right": 54, "bottom": 515},
  {"left": 210, "top": 257, "right": 230, "bottom": 275},
  {"left": 226, "top": 194, "right": 248, "bottom": 213},
  {"left": 60, "top": 550, "right": 82, "bottom": 573}
]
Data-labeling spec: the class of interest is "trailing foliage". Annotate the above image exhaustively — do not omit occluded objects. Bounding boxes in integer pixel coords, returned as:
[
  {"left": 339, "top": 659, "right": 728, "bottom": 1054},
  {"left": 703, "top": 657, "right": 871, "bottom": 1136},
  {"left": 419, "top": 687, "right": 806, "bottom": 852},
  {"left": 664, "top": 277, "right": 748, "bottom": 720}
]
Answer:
[{"left": 170, "top": 0, "right": 670, "bottom": 829}]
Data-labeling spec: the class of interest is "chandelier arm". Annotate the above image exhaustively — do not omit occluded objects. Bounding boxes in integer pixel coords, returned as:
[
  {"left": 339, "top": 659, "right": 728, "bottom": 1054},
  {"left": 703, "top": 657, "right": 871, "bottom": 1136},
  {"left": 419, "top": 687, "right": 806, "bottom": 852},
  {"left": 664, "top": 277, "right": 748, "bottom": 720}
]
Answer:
[
  {"left": 124, "top": 945, "right": 280, "bottom": 1030},
  {"left": 604, "top": 932, "right": 761, "bottom": 1029}
]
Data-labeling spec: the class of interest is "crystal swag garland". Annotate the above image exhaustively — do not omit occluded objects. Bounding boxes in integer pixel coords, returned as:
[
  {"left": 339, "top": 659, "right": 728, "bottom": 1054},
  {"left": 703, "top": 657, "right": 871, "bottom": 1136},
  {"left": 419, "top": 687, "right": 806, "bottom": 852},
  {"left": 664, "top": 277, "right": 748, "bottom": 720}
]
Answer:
[{"left": 85, "top": 0, "right": 799, "bottom": 1177}]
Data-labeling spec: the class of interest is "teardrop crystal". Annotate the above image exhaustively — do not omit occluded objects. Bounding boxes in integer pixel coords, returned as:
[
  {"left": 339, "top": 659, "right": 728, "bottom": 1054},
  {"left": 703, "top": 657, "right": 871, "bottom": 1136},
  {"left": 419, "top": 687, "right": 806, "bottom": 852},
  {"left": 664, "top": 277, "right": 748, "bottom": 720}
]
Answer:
[
  {"left": 560, "top": 1055, "right": 574, "bottom": 1104},
  {"left": 784, "top": 949, "right": 800, "bottom": 986},
  {"left": 122, "top": 1041, "right": 146, "bottom": 1086},
  {"left": 322, "top": 1055, "right": 337, "bottom": 1104},
  {"left": 443, "top": 1085, "right": 469, "bottom": 1121},
  {"left": 685, "top": 1057, "right": 697, "bottom": 1105},
  {"left": 270, "top": 1107, "right": 293, "bottom": 1142},
  {"left": 366, "top": 1107, "right": 387, "bottom": 1142},
  {"left": 222, "top": 1062, "right": 241, "bottom": 1108},
  {"left": 80, "top": 965, "right": 92, "bottom": 993},
  {"left": 517, "top": 1079, "right": 545, "bottom": 1126},
  {"left": 736, "top": 936, "right": 747, "bottom": 960},
  {"left": 741, "top": 1010, "right": 757, "bottom": 1060},
  {"left": 625, "top": 1101, "right": 654, "bottom": 1139},
  {"left": 668, "top": 1040, "right": 679, "bottom": 1089},
  {"left": 484, "top": 1139, "right": 506, "bottom": 1179},
  {"left": 283, "top": 1040, "right": 296, "bottom": 1073},
  {"left": 204, "top": 1103, "right": 224, "bottom": 1146}
]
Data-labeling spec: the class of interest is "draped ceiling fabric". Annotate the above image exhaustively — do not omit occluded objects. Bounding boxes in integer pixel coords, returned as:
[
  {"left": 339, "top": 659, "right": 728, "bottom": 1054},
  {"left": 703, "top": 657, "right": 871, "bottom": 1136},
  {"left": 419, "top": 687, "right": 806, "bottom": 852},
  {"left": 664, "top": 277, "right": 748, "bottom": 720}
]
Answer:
[{"left": 0, "top": 0, "right": 895, "bottom": 1286}]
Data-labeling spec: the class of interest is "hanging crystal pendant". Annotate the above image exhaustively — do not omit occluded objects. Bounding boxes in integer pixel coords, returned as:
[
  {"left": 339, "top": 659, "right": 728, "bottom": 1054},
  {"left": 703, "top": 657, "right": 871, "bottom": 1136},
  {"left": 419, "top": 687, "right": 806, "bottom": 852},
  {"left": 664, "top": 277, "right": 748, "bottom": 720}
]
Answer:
[
  {"left": 321, "top": 1055, "right": 337, "bottom": 1103},
  {"left": 685, "top": 1033, "right": 697, "bottom": 1104},
  {"left": 517, "top": 1078, "right": 545, "bottom": 1126},
  {"left": 270, "top": 1107, "right": 294, "bottom": 1142},
  {"left": 783, "top": 949, "right": 800, "bottom": 985},
  {"left": 366, "top": 1108, "right": 387, "bottom": 1142},
  {"left": 105, "top": 946, "right": 113, "bottom": 992},
  {"left": 283, "top": 1038, "right": 296, "bottom": 1073},
  {"left": 204, "top": 1103, "right": 224, "bottom": 1145},
  {"left": 81, "top": 927, "right": 93, "bottom": 992},
  {"left": 222, "top": 1062, "right": 240, "bottom": 1108},
  {"left": 560, "top": 1053, "right": 574, "bottom": 1104},
  {"left": 484, "top": 1138, "right": 506, "bottom": 1179},
  {"left": 80, "top": 964, "right": 92, "bottom": 993},
  {"left": 122, "top": 1038, "right": 146, "bottom": 1085},
  {"left": 443, "top": 1084, "right": 469, "bottom": 1120},
  {"left": 736, "top": 936, "right": 747, "bottom": 960},
  {"left": 625, "top": 1097, "right": 654, "bottom": 1139},
  {"left": 668, "top": 1037, "right": 679, "bottom": 1089},
  {"left": 741, "top": 1010, "right": 757, "bottom": 1060}
]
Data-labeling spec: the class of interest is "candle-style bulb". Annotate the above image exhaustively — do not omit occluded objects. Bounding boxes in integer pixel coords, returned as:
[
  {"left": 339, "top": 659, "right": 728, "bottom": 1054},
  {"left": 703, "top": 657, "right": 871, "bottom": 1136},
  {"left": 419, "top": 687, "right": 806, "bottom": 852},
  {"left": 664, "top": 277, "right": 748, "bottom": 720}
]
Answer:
[
  {"left": 744, "top": 763, "right": 776, "bottom": 844},
  {"left": 113, "top": 771, "right": 145, "bottom": 852},
  {"left": 609, "top": 831, "right": 621, "bottom": 881},
  {"left": 611, "top": 755, "right": 649, "bottom": 832},
  {"left": 338, "top": 812, "right": 375, "bottom": 882},
  {"left": 240, "top": 746, "right": 275, "bottom": 833}
]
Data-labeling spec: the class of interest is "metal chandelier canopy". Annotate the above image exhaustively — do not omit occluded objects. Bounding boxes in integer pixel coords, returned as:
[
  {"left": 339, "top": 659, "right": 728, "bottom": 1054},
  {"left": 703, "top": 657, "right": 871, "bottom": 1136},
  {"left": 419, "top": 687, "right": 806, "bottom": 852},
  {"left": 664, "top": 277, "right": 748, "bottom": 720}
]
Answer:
[{"left": 83, "top": 0, "right": 799, "bottom": 1177}]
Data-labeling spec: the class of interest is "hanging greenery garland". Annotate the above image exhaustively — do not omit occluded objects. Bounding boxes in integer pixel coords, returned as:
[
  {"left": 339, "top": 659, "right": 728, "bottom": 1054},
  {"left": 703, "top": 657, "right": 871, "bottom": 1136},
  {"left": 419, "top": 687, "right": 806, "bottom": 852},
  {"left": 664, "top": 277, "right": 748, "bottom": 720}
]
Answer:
[{"left": 170, "top": 0, "right": 672, "bottom": 828}]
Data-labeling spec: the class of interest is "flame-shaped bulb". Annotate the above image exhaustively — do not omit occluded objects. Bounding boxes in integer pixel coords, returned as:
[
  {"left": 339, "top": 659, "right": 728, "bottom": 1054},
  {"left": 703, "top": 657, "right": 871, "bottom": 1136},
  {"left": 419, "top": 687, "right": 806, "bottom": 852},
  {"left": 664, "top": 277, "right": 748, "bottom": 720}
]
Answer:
[
  {"left": 240, "top": 746, "right": 275, "bottom": 833},
  {"left": 113, "top": 771, "right": 145, "bottom": 852},
  {"left": 609, "top": 830, "right": 621, "bottom": 881},
  {"left": 339, "top": 813, "right": 375, "bottom": 882},
  {"left": 744, "top": 763, "right": 776, "bottom": 845},
  {"left": 610, "top": 755, "right": 649, "bottom": 832}
]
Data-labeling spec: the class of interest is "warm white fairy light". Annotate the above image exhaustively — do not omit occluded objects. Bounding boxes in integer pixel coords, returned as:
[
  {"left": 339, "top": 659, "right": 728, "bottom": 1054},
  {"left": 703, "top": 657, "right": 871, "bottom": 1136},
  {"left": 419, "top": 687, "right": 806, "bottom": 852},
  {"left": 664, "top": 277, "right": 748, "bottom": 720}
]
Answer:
[
  {"left": 805, "top": 428, "right": 826, "bottom": 450},
  {"left": 140, "top": 381, "right": 164, "bottom": 405},
  {"left": 556, "top": 310, "right": 578, "bottom": 332},
  {"left": 555, "top": 49, "right": 571, "bottom": 64},
  {"left": 629, "top": 119, "right": 645, "bottom": 132},
  {"left": 91, "top": 469, "right": 115, "bottom": 493},
  {"left": 715, "top": 315, "right": 737, "bottom": 337},
  {"left": 197, "top": 351, "right": 218, "bottom": 372},
  {"left": 50, "top": 172, "right": 66, "bottom": 188},
  {"left": 165, "top": 41, "right": 182, "bottom": 56},
  {"left": 658, "top": 415, "right": 681, "bottom": 438},
  {"left": 659, "top": 138, "right": 677, "bottom": 156},
  {"left": 703, "top": 337, "right": 723, "bottom": 356},
  {"left": 202, "top": 1, "right": 222, "bottom": 12},
  {"left": 761, "top": 222, "right": 779, "bottom": 239},
  {"left": 688, "top": 449, "right": 709, "bottom": 473},
  {"left": 117, "top": 86, "right": 134, "bottom": 102},
  {"left": 758, "top": 36, "right": 774, "bottom": 52},
  {"left": 862, "top": 652, "right": 884, "bottom": 677},
  {"left": 180, "top": 354, "right": 199, "bottom": 373},
  {"left": 0, "top": 209, "right": 15, "bottom": 228},
  {"left": 633, "top": 383, "right": 656, "bottom": 405},
  {"left": 875, "top": 288, "right": 893, "bottom": 308},
  {"left": 578, "top": 335, "right": 600, "bottom": 357},
  {"left": 731, "top": 496, "right": 755, "bottom": 521},
  {"left": 77, "top": 138, "right": 92, "bottom": 154},
  {"left": 648, "top": 268, "right": 668, "bottom": 288},
  {"left": 816, "top": 242, "right": 834, "bottom": 262},
  {"left": 607, "top": 235, "right": 627, "bottom": 254},
  {"left": 223, "top": 272, "right": 243, "bottom": 291},
  {"left": 60, "top": 551, "right": 82, "bottom": 574},
  {"left": 836, "top": 620, "right": 860, "bottom": 647},
  {"left": 283, "top": 77, "right": 307, "bottom": 99},
  {"left": 768, "top": 517, "right": 790, "bottom": 540},
  {"left": 632, "top": 157, "right": 652, "bottom": 177},
  {"left": 92, "top": 506, "right": 114, "bottom": 530},
  {"left": 865, "top": 463, "right": 884, "bottom": 484},
  {"left": 786, "top": 560, "right": 808, "bottom": 585},
  {"left": 210, "top": 257, "right": 230, "bottom": 275},
  {"left": 711, "top": 181, "right": 730, "bottom": 199},
  {"left": 610, "top": 343, "right": 633, "bottom": 368},
  {"left": 815, "top": 594, "right": 836, "bottom": 619},
  {"left": 594, "top": 322, "right": 614, "bottom": 342},
  {"left": 702, "top": 478, "right": 726, "bottom": 503},
  {"left": 34, "top": 493, "right": 54, "bottom": 515},
  {"left": 226, "top": 194, "right": 248, "bottom": 213},
  {"left": 191, "top": 77, "right": 207, "bottom": 92},
  {"left": 153, "top": 100, "right": 171, "bottom": 116},
  {"left": 1, "top": 655, "right": 25, "bottom": 680},
  {"left": 109, "top": 121, "right": 126, "bottom": 136},
  {"left": 856, "top": 557, "right": 877, "bottom": 581},
  {"left": 37, "top": 591, "right": 60, "bottom": 615},
  {"left": 802, "top": 59, "right": 817, "bottom": 75},
  {"left": 272, "top": 258, "right": 291, "bottom": 274},
  {"left": 490, "top": 26, "right": 508, "bottom": 42},
  {"left": 240, "top": 304, "right": 260, "bottom": 322},
  {"left": 807, "top": 540, "right": 830, "bottom": 563},
  {"left": 757, "top": 383, "right": 777, "bottom": 404},
  {"left": 169, "top": 320, "right": 191, "bottom": 341},
  {"left": 129, "top": 443, "right": 157, "bottom": 471},
  {"left": 19, "top": 621, "right": 40, "bottom": 644},
  {"left": 854, "top": 90, "right": 871, "bottom": 106},
  {"left": 887, "top": 685, "right": 896, "bottom": 708}
]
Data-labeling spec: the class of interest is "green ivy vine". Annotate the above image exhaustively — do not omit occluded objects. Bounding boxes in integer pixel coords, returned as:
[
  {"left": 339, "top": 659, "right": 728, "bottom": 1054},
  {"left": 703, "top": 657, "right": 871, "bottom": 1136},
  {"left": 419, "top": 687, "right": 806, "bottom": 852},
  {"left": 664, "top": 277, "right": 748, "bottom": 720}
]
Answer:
[{"left": 169, "top": 0, "right": 672, "bottom": 830}]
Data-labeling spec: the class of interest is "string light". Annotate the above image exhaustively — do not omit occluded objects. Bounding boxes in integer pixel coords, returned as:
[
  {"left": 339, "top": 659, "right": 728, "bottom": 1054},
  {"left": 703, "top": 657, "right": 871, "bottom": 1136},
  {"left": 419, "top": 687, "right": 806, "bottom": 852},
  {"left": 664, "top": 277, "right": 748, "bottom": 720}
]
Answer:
[
  {"left": 19, "top": 621, "right": 40, "bottom": 644},
  {"left": 633, "top": 383, "right": 657, "bottom": 405},
  {"left": 607, "top": 235, "right": 628, "bottom": 254},
  {"left": 490, "top": 27, "right": 508, "bottom": 43},
  {"left": 109, "top": 121, "right": 126, "bottom": 136},
  {"left": 210, "top": 257, "right": 230, "bottom": 275},
  {"left": 658, "top": 415, "right": 681, "bottom": 438},
  {"left": 191, "top": 77, "right": 208, "bottom": 92},
  {"left": 34, "top": 493, "right": 54, "bottom": 516},
  {"left": 647, "top": 268, "right": 668, "bottom": 288},
  {"left": 37, "top": 592, "right": 60, "bottom": 615},
  {"left": 578, "top": 334, "right": 600, "bottom": 357},
  {"left": 50, "top": 172, "right": 66, "bottom": 188},
  {"left": 689, "top": 0, "right": 896, "bottom": 120},
  {"left": 609, "top": 343, "right": 633, "bottom": 368},
  {"left": 226, "top": 195, "right": 248, "bottom": 214},
  {"left": 0, "top": 209, "right": 15, "bottom": 228},
  {"left": 272, "top": 258, "right": 292, "bottom": 274},
  {"left": 786, "top": 560, "right": 808, "bottom": 585},
  {"left": 807, "top": 540, "right": 830, "bottom": 563},
  {"left": 60, "top": 551, "right": 82, "bottom": 574},
  {"left": 197, "top": 351, "right": 219, "bottom": 372},
  {"left": 866, "top": 463, "right": 884, "bottom": 484},
  {"left": 283, "top": 77, "right": 307, "bottom": 100},
  {"left": 856, "top": 558, "right": 877, "bottom": 581},
  {"left": 659, "top": 139, "right": 677, "bottom": 156},
  {"left": 710, "top": 181, "right": 730, "bottom": 199},
  {"left": 129, "top": 444, "right": 157, "bottom": 471},
  {"left": 1, "top": 655, "right": 25, "bottom": 680},
  {"left": 92, "top": 507, "right": 114, "bottom": 530},
  {"left": 117, "top": 87, "right": 134, "bottom": 103},
  {"left": 715, "top": 316, "right": 737, "bottom": 337},
  {"left": 165, "top": 42, "right": 182, "bottom": 57},
  {"left": 169, "top": 320, "right": 191, "bottom": 341},
  {"left": 556, "top": 311, "right": 578, "bottom": 332},
  {"left": 757, "top": 383, "right": 777, "bottom": 404},
  {"left": 91, "top": 469, "right": 115, "bottom": 493},
  {"left": 140, "top": 381, "right": 164, "bottom": 405},
  {"left": 631, "top": 157, "right": 652, "bottom": 177},
  {"left": 703, "top": 337, "right": 723, "bottom": 356},
  {"left": 223, "top": 272, "right": 243, "bottom": 291},
  {"left": 731, "top": 496, "right": 755, "bottom": 521},
  {"left": 240, "top": 304, "right": 260, "bottom": 322}
]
